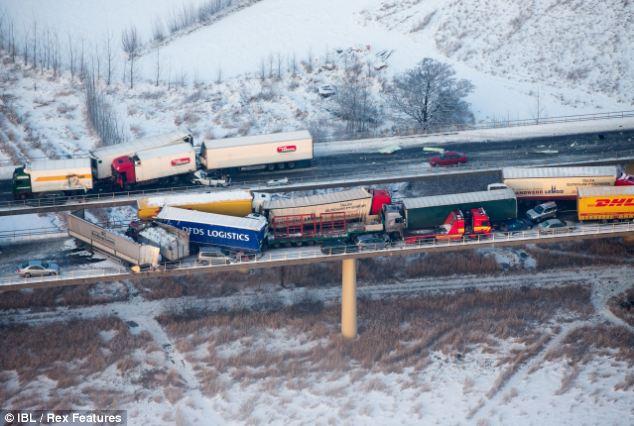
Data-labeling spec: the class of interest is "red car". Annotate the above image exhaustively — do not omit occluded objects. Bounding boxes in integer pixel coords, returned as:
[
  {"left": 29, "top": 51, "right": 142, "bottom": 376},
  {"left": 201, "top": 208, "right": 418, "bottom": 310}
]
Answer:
[{"left": 428, "top": 151, "right": 468, "bottom": 167}]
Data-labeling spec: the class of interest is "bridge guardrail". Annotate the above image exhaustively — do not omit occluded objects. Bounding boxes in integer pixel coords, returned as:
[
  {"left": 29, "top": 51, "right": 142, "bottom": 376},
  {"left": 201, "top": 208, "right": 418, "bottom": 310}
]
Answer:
[{"left": 1, "top": 220, "right": 632, "bottom": 288}]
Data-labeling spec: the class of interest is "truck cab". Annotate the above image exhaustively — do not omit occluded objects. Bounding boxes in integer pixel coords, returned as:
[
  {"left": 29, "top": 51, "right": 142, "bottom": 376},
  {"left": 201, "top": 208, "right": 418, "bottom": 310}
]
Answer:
[
  {"left": 12, "top": 166, "right": 32, "bottom": 198},
  {"left": 111, "top": 155, "right": 137, "bottom": 189}
]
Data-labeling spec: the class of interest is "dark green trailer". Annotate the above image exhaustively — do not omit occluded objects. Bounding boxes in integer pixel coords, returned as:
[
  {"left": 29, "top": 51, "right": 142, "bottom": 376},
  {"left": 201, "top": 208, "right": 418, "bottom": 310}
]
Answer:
[{"left": 402, "top": 188, "right": 517, "bottom": 229}]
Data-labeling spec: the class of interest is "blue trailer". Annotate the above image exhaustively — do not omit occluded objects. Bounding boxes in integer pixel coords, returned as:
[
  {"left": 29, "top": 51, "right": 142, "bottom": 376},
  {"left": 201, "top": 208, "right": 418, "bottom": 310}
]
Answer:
[{"left": 156, "top": 206, "right": 268, "bottom": 252}]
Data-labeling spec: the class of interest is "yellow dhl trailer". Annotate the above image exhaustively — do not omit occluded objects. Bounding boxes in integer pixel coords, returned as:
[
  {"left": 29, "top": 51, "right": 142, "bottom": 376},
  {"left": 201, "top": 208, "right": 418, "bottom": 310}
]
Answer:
[
  {"left": 577, "top": 186, "right": 634, "bottom": 221},
  {"left": 137, "top": 190, "right": 253, "bottom": 220}
]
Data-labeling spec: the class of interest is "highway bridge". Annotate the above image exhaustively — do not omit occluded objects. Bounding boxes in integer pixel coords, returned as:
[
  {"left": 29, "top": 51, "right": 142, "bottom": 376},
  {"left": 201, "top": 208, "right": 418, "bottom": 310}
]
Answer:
[
  {"left": 0, "top": 154, "right": 632, "bottom": 216},
  {"left": 2, "top": 220, "right": 633, "bottom": 338}
]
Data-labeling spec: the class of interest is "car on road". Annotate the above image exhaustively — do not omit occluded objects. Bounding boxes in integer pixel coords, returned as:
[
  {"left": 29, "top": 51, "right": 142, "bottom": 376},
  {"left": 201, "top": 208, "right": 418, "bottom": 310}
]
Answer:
[
  {"left": 428, "top": 151, "right": 468, "bottom": 167},
  {"left": 192, "top": 170, "right": 230, "bottom": 187},
  {"left": 197, "top": 246, "right": 231, "bottom": 266},
  {"left": 320, "top": 239, "right": 357, "bottom": 255},
  {"left": 537, "top": 219, "right": 575, "bottom": 233},
  {"left": 526, "top": 201, "right": 558, "bottom": 223},
  {"left": 17, "top": 260, "right": 60, "bottom": 278},
  {"left": 267, "top": 177, "right": 289, "bottom": 186},
  {"left": 356, "top": 234, "right": 390, "bottom": 251},
  {"left": 497, "top": 218, "right": 532, "bottom": 233}
]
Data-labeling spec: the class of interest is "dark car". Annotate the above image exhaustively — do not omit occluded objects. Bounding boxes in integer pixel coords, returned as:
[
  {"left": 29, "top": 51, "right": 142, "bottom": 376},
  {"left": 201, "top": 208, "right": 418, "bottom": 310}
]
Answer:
[
  {"left": 428, "top": 151, "right": 468, "bottom": 167},
  {"left": 321, "top": 239, "right": 357, "bottom": 255},
  {"left": 498, "top": 218, "right": 532, "bottom": 233},
  {"left": 356, "top": 234, "right": 390, "bottom": 251}
]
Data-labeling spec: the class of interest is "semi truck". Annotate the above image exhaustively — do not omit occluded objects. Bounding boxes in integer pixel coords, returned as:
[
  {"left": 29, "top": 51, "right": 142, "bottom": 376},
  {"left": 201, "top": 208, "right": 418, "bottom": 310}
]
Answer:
[
  {"left": 112, "top": 143, "right": 197, "bottom": 189},
  {"left": 156, "top": 206, "right": 268, "bottom": 252},
  {"left": 384, "top": 188, "right": 517, "bottom": 235},
  {"left": 90, "top": 131, "right": 193, "bottom": 180},
  {"left": 136, "top": 190, "right": 254, "bottom": 220},
  {"left": 403, "top": 208, "right": 492, "bottom": 244},
  {"left": 66, "top": 211, "right": 161, "bottom": 267},
  {"left": 12, "top": 159, "right": 94, "bottom": 198},
  {"left": 496, "top": 166, "right": 633, "bottom": 200},
  {"left": 261, "top": 187, "right": 391, "bottom": 226},
  {"left": 577, "top": 186, "right": 634, "bottom": 221},
  {"left": 199, "top": 130, "right": 313, "bottom": 173}
]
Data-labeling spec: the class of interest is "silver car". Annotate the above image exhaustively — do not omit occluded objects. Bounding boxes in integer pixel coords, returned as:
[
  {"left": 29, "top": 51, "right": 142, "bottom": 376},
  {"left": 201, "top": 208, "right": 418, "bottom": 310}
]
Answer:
[
  {"left": 526, "top": 201, "right": 558, "bottom": 223},
  {"left": 537, "top": 219, "right": 574, "bottom": 234},
  {"left": 17, "top": 260, "right": 60, "bottom": 278}
]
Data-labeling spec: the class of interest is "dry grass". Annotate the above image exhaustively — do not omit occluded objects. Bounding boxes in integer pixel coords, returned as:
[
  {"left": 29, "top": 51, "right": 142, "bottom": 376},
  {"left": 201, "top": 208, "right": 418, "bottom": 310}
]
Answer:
[
  {"left": 607, "top": 287, "right": 634, "bottom": 326},
  {"left": 157, "top": 285, "right": 593, "bottom": 396},
  {"left": 529, "top": 238, "right": 634, "bottom": 270},
  {"left": 0, "top": 282, "right": 129, "bottom": 310},
  {"left": 0, "top": 316, "right": 151, "bottom": 390}
]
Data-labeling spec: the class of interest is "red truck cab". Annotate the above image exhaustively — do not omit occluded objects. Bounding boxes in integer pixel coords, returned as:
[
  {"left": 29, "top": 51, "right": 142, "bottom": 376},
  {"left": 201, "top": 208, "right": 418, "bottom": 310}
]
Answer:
[
  {"left": 405, "top": 208, "right": 491, "bottom": 244},
  {"left": 112, "top": 155, "right": 137, "bottom": 189},
  {"left": 370, "top": 189, "right": 392, "bottom": 215}
]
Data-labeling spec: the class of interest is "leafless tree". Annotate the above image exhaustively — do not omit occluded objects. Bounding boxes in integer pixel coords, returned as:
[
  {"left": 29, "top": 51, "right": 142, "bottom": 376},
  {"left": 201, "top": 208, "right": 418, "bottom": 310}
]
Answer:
[
  {"left": 154, "top": 47, "right": 160, "bottom": 86},
  {"left": 533, "top": 87, "right": 546, "bottom": 124},
  {"left": 331, "top": 63, "right": 382, "bottom": 134},
  {"left": 104, "top": 30, "right": 114, "bottom": 85},
  {"left": 305, "top": 48, "right": 313, "bottom": 73},
  {"left": 67, "top": 34, "right": 75, "bottom": 78},
  {"left": 84, "top": 66, "right": 125, "bottom": 146},
  {"left": 386, "top": 58, "right": 473, "bottom": 129},
  {"left": 31, "top": 20, "right": 37, "bottom": 70},
  {"left": 152, "top": 18, "right": 165, "bottom": 43},
  {"left": 215, "top": 65, "right": 222, "bottom": 84},
  {"left": 276, "top": 53, "right": 282, "bottom": 80},
  {"left": 288, "top": 53, "right": 297, "bottom": 77},
  {"left": 121, "top": 25, "right": 140, "bottom": 89},
  {"left": 259, "top": 58, "right": 266, "bottom": 81}
]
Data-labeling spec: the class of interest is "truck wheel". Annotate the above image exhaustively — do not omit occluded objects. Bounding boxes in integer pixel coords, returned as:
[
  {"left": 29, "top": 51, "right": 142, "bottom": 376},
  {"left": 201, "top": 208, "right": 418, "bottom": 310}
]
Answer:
[
  {"left": 267, "top": 164, "right": 275, "bottom": 171},
  {"left": 287, "top": 162, "right": 296, "bottom": 169}
]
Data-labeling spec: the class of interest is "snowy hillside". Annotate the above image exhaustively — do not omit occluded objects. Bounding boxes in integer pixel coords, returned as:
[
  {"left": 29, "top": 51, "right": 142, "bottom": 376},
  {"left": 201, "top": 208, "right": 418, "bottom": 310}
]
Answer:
[
  {"left": 364, "top": 0, "right": 634, "bottom": 105},
  {"left": 2, "top": 0, "right": 632, "bottom": 125}
]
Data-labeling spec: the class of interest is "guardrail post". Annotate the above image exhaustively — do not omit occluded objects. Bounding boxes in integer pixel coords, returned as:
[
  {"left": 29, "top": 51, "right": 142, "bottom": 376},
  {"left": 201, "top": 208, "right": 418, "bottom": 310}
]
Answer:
[{"left": 341, "top": 257, "right": 357, "bottom": 339}]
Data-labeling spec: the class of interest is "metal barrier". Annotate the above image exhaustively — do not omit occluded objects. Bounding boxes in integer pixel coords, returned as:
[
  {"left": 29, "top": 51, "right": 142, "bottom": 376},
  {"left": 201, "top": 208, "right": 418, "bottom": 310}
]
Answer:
[{"left": 1, "top": 220, "right": 632, "bottom": 288}]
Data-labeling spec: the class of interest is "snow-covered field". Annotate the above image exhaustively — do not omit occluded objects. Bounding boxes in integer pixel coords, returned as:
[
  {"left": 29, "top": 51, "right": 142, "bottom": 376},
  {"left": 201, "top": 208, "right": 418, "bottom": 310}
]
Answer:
[{"left": 0, "top": 264, "right": 632, "bottom": 425}]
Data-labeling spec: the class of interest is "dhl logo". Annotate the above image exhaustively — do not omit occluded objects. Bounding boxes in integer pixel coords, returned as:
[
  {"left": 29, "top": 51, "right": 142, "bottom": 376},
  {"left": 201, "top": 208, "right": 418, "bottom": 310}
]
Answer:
[
  {"left": 277, "top": 145, "right": 297, "bottom": 153},
  {"left": 591, "top": 198, "right": 634, "bottom": 207},
  {"left": 171, "top": 157, "right": 191, "bottom": 166}
]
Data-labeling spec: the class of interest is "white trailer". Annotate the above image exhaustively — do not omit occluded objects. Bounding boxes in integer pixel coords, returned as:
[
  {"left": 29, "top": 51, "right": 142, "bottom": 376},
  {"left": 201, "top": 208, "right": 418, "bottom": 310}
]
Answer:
[
  {"left": 90, "top": 131, "right": 193, "bottom": 179},
  {"left": 112, "top": 143, "right": 197, "bottom": 188},
  {"left": 262, "top": 187, "right": 374, "bottom": 225},
  {"left": 22, "top": 159, "right": 94, "bottom": 194},
  {"left": 501, "top": 166, "right": 620, "bottom": 200},
  {"left": 200, "top": 130, "right": 313, "bottom": 172},
  {"left": 66, "top": 212, "right": 160, "bottom": 267}
]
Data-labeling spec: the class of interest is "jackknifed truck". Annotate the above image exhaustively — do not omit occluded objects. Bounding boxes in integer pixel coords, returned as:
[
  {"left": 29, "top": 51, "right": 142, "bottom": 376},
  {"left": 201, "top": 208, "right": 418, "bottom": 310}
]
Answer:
[{"left": 156, "top": 206, "right": 268, "bottom": 252}]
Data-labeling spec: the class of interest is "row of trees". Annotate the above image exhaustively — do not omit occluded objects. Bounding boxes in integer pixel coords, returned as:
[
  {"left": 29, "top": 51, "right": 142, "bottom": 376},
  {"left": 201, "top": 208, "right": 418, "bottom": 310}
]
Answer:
[{"left": 331, "top": 58, "right": 474, "bottom": 134}]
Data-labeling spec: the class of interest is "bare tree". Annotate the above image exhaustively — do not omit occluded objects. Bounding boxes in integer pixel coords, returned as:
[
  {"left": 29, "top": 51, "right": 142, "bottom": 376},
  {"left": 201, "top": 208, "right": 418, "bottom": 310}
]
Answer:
[
  {"left": 259, "top": 58, "right": 266, "bottom": 81},
  {"left": 121, "top": 25, "right": 140, "bottom": 89},
  {"left": 276, "top": 53, "right": 282, "bottom": 80},
  {"left": 154, "top": 47, "right": 160, "bottom": 86},
  {"left": 288, "top": 53, "right": 297, "bottom": 77},
  {"left": 67, "top": 34, "right": 75, "bottom": 78},
  {"left": 104, "top": 30, "right": 114, "bottom": 85},
  {"left": 215, "top": 65, "right": 222, "bottom": 84},
  {"left": 532, "top": 87, "right": 546, "bottom": 124},
  {"left": 31, "top": 20, "right": 37, "bottom": 70},
  {"left": 85, "top": 66, "right": 125, "bottom": 146},
  {"left": 386, "top": 58, "right": 473, "bottom": 129},
  {"left": 331, "top": 63, "right": 381, "bottom": 134}
]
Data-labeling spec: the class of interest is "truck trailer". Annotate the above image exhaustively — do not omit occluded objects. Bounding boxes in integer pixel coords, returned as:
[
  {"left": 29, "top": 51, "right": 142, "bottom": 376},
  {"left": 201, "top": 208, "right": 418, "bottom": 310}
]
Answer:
[
  {"left": 112, "top": 143, "right": 197, "bottom": 189},
  {"left": 199, "top": 130, "right": 313, "bottom": 172},
  {"left": 13, "top": 159, "right": 94, "bottom": 198},
  {"left": 499, "top": 166, "right": 630, "bottom": 200},
  {"left": 137, "top": 222, "right": 190, "bottom": 261},
  {"left": 386, "top": 188, "right": 517, "bottom": 232},
  {"left": 136, "top": 190, "right": 254, "bottom": 220},
  {"left": 156, "top": 206, "right": 268, "bottom": 252},
  {"left": 66, "top": 212, "right": 161, "bottom": 267},
  {"left": 577, "top": 186, "right": 634, "bottom": 221},
  {"left": 262, "top": 187, "right": 391, "bottom": 227},
  {"left": 90, "top": 131, "right": 193, "bottom": 180}
]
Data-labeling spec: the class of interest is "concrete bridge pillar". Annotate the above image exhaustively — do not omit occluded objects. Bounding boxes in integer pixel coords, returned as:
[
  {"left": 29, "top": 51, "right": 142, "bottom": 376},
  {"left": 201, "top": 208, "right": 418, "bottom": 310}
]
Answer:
[{"left": 341, "top": 258, "right": 357, "bottom": 339}]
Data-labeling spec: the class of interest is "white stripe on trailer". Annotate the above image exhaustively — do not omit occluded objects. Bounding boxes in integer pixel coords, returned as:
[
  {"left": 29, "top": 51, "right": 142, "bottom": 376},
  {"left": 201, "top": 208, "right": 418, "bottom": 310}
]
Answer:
[
  {"left": 206, "top": 130, "right": 311, "bottom": 148},
  {"left": 403, "top": 188, "right": 516, "bottom": 210},
  {"left": 503, "top": 166, "right": 618, "bottom": 179},
  {"left": 578, "top": 186, "right": 634, "bottom": 197},
  {"left": 157, "top": 206, "right": 267, "bottom": 231},
  {"left": 263, "top": 187, "right": 371, "bottom": 210}
]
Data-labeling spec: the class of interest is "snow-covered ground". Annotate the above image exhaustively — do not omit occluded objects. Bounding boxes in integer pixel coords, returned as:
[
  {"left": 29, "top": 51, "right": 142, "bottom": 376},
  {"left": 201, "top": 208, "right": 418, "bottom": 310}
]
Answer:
[{"left": 0, "top": 266, "right": 632, "bottom": 424}]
